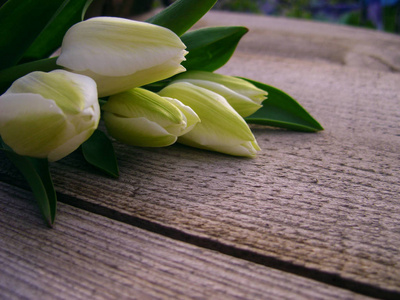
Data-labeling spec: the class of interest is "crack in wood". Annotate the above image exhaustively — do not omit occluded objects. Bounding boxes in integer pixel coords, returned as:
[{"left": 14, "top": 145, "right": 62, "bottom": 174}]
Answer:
[{"left": 54, "top": 189, "right": 400, "bottom": 300}]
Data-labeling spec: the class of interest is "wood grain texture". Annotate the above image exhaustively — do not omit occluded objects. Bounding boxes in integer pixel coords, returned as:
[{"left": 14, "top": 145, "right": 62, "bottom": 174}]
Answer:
[
  {"left": 0, "top": 182, "right": 373, "bottom": 300},
  {"left": 1, "top": 11, "right": 399, "bottom": 299},
  {"left": 35, "top": 46, "right": 398, "bottom": 294},
  {"left": 195, "top": 11, "right": 400, "bottom": 72},
  {"left": 2, "top": 59, "right": 399, "bottom": 296}
]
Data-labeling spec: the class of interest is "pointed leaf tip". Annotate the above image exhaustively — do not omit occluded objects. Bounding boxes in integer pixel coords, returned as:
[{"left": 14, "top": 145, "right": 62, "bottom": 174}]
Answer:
[
  {"left": 81, "top": 129, "right": 119, "bottom": 178},
  {"left": 1, "top": 138, "right": 56, "bottom": 226},
  {"left": 146, "top": 0, "right": 218, "bottom": 36},
  {"left": 242, "top": 78, "right": 323, "bottom": 132},
  {"left": 181, "top": 26, "right": 248, "bottom": 72}
]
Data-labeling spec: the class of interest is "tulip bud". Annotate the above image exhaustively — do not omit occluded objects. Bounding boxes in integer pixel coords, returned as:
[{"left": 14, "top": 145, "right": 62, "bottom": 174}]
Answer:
[
  {"left": 0, "top": 70, "right": 100, "bottom": 162},
  {"left": 56, "top": 17, "right": 188, "bottom": 97},
  {"left": 172, "top": 71, "right": 267, "bottom": 117},
  {"left": 102, "top": 88, "right": 199, "bottom": 147},
  {"left": 162, "top": 96, "right": 201, "bottom": 136},
  {"left": 158, "top": 82, "right": 260, "bottom": 157}
]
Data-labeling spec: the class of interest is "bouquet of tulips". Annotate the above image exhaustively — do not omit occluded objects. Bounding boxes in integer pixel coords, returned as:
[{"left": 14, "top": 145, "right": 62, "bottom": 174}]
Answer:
[{"left": 0, "top": 0, "right": 322, "bottom": 226}]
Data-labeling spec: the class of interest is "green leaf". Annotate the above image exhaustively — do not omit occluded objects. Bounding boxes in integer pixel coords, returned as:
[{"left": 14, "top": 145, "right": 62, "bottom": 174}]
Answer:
[
  {"left": 243, "top": 78, "right": 324, "bottom": 132},
  {"left": 21, "top": 0, "right": 93, "bottom": 63},
  {"left": 0, "top": 139, "right": 56, "bottom": 227},
  {"left": 81, "top": 130, "right": 119, "bottom": 178},
  {"left": 0, "top": 57, "right": 60, "bottom": 95},
  {"left": 0, "top": 0, "right": 70, "bottom": 70},
  {"left": 181, "top": 26, "right": 248, "bottom": 72},
  {"left": 147, "top": 0, "right": 217, "bottom": 36}
]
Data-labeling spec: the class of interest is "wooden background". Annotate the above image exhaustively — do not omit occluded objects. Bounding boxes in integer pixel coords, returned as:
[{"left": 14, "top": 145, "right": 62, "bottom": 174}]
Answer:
[{"left": 1, "top": 11, "right": 400, "bottom": 299}]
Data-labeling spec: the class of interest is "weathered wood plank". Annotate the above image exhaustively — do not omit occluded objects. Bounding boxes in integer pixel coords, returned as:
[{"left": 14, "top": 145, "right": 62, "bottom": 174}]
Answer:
[
  {"left": 28, "top": 41, "right": 399, "bottom": 295},
  {"left": 1, "top": 11, "right": 399, "bottom": 298},
  {"left": 195, "top": 11, "right": 400, "bottom": 72},
  {"left": 0, "top": 182, "right": 373, "bottom": 300}
]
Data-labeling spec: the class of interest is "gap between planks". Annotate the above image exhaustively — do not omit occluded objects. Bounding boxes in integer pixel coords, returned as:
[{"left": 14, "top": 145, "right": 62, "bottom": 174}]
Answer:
[
  {"left": 1, "top": 149, "right": 399, "bottom": 300},
  {"left": 0, "top": 181, "right": 374, "bottom": 300},
  {"left": 52, "top": 186, "right": 400, "bottom": 300}
]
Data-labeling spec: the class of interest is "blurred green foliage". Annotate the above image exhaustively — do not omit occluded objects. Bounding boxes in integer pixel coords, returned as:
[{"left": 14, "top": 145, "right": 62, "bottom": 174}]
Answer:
[
  {"left": 85, "top": 0, "right": 398, "bottom": 34},
  {"left": 215, "top": 0, "right": 399, "bottom": 34},
  {"left": 213, "top": 0, "right": 264, "bottom": 13}
]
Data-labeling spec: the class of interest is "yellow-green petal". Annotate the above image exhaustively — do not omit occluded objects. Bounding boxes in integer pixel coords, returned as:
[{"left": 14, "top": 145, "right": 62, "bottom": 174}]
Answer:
[
  {"left": 159, "top": 82, "right": 260, "bottom": 157},
  {"left": 173, "top": 71, "right": 267, "bottom": 117},
  {"left": 0, "top": 70, "right": 100, "bottom": 161},
  {"left": 57, "top": 17, "right": 188, "bottom": 97},
  {"left": 102, "top": 88, "right": 189, "bottom": 147},
  {"left": 162, "top": 97, "right": 200, "bottom": 135},
  {"left": 103, "top": 112, "right": 177, "bottom": 147}
]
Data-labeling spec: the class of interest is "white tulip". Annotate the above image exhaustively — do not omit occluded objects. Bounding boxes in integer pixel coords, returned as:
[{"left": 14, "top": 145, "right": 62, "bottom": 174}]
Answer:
[
  {"left": 102, "top": 88, "right": 199, "bottom": 147},
  {"left": 0, "top": 70, "right": 100, "bottom": 162},
  {"left": 57, "top": 17, "right": 187, "bottom": 97},
  {"left": 173, "top": 71, "right": 266, "bottom": 117},
  {"left": 162, "top": 96, "right": 200, "bottom": 135},
  {"left": 158, "top": 82, "right": 260, "bottom": 157}
]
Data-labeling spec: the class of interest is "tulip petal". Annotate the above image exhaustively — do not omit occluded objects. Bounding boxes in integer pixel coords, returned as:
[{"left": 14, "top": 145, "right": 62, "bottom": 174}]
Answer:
[
  {"left": 179, "top": 135, "right": 260, "bottom": 157},
  {"left": 103, "top": 112, "right": 177, "bottom": 147},
  {"left": 56, "top": 17, "right": 188, "bottom": 97},
  {"left": 159, "top": 82, "right": 260, "bottom": 157},
  {"left": 0, "top": 70, "right": 100, "bottom": 161},
  {"left": 6, "top": 70, "right": 97, "bottom": 114},
  {"left": 80, "top": 56, "right": 186, "bottom": 98},
  {"left": 160, "top": 82, "right": 254, "bottom": 140},
  {"left": 68, "top": 103, "right": 101, "bottom": 135},
  {"left": 102, "top": 88, "right": 191, "bottom": 147},
  {"left": 103, "top": 88, "right": 184, "bottom": 127},
  {"left": 175, "top": 71, "right": 267, "bottom": 103},
  {"left": 0, "top": 94, "right": 67, "bottom": 158},
  {"left": 48, "top": 128, "right": 96, "bottom": 162},
  {"left": 173, "top": 71, "right": 267, "bottom": 117},
  {"left": 176, "top": 79, "right": 262, "bottom": 117},
  {"left": 162, "top": 97, "right": 200, "bottom": 135}
]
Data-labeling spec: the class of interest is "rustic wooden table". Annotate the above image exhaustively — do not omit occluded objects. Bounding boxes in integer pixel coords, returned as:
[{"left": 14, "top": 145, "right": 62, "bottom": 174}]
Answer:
[{"left": 1, "top": 11, "right": 400, "bottom": 299}]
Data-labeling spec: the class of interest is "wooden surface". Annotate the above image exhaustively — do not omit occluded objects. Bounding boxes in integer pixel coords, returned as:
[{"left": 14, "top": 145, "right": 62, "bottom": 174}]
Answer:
[
  {"left": 0, "top": 182, "right": 373, "bottom": 300},
  {"left": 1, "top": 11, "right": 400, "bottom": 299}
]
